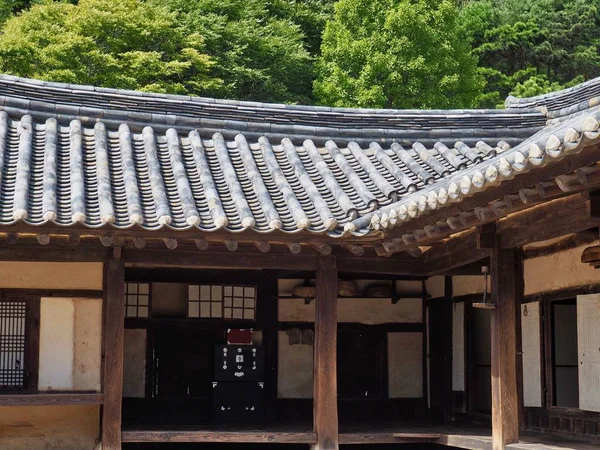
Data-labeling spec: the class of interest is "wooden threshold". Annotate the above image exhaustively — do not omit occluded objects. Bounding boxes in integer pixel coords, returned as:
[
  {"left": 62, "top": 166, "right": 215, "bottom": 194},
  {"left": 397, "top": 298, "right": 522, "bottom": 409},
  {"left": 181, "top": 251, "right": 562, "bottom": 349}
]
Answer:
[
  {"left": 340, "top": 431, "right": 441, "bottom": 444},
  {"left": 121, "top": 429, "right": 317, "bottom": 444},
  {"left": 0, "top": 392, "right": 104, "bottom": 406}
]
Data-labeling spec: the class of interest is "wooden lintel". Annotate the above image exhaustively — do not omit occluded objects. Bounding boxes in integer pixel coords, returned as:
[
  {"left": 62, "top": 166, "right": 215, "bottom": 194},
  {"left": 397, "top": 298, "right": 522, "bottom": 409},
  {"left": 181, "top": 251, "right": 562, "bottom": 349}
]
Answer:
[
  {"left": 0, "top": 393, "right": 103, "bottom": 406},
  {"left": 313, "top": 255, "right": 339, "bottom": 450},
  {"left": 102, "top": 257, "right": 125, "bottom": 450},
  {"left": 490, "top": 247, "right": 521, "bottom": 450}
]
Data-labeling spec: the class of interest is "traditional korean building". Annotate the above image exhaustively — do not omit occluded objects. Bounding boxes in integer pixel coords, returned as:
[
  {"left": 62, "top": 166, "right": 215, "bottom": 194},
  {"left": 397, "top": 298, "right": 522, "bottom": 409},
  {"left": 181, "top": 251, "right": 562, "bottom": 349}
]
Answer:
[{"left": 0, "top": 74, "right": 600, "bottom": 450}]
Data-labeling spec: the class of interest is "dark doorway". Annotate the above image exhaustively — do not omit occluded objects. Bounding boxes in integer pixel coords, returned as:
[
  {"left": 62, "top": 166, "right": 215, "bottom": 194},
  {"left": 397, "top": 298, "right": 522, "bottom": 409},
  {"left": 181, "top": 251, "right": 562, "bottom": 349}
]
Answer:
[{"left": 148, "top": 326, "right": 218, "bottom": 425}]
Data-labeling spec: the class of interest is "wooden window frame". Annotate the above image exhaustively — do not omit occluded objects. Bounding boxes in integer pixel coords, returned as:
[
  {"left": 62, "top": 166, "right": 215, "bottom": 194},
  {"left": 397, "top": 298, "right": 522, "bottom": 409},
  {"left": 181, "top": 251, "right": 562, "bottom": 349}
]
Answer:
[
  {"left": 0, "top": 292, "right": 40, "bottom": 394},
  {"left": 125, "top": 282, "right": 152, "bottom": 319},
  {"left": 187, "top": 283, "right": 257, "bottom": 321}
]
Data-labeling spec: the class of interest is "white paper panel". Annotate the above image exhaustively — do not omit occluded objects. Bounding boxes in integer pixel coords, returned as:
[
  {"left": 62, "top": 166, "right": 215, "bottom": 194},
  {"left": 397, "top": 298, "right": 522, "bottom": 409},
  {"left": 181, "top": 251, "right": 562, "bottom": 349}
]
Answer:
[
  {"left": 452, "top": 302, "right": 465, "bottom": 391},
  {"left": 388, "top": 332, "right": 423, "bottom": 398},
  {"left": 39, "top": 298, "right": 75, "bottom": 390},
  {"left": 577, "top": 294, "right": 600, "bottom": 412},
  {"left": 521, "top": 302, "right": 542, "bottom": 407}
]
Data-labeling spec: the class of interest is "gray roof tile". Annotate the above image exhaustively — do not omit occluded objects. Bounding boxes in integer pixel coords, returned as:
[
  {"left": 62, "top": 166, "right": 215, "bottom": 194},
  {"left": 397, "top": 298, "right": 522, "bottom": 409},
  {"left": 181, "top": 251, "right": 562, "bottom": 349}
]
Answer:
[{"left": 0, "top": 74, "right": 597, "bottom": 238}]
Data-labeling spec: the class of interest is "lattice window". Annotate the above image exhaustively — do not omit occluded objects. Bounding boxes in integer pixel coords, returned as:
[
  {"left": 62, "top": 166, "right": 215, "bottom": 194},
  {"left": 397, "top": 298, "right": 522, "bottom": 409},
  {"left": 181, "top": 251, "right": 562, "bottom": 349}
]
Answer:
[
  {"left": 126, "top": 283, "right": 150, "bottom": 318},
  {"left": 188, "top": 285, "right": 256, "bottom": 320},
  {"left": 0, "top": 297, "right": 38, "bottom": 392}
]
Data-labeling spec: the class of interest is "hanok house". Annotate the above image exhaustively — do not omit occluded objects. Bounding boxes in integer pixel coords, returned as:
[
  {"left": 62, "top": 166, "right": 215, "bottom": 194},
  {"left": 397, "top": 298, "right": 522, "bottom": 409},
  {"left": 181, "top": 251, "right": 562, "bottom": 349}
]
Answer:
[{"left": 1, "top": 74, "right": 600, "bottom": 450}]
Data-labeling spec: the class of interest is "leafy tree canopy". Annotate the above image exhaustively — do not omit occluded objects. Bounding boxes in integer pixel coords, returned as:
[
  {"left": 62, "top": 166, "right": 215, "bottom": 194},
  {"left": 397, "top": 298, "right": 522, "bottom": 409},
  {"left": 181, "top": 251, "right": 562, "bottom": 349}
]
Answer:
[
  {"left": 154, "top": 0, "right": 316, "bottom": 103},
  {"left": 314, "top": 0, "right": 484, "bottom": 109},
  {"left": 459, "top": 0, "right": 600, "bottom": 107},
  {"left": 0, "top": 0, "right": 222, "bottom": 94}
]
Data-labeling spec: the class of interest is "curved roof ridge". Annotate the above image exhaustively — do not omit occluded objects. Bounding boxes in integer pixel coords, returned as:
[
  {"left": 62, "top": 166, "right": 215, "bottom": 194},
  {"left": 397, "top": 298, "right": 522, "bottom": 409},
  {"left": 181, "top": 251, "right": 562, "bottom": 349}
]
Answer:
[
  {"left": 505, "top": 75, "right": 600, "bottom": 118},
  {"left": 0, "top": 74, "right": 546, "bottom": 146}
]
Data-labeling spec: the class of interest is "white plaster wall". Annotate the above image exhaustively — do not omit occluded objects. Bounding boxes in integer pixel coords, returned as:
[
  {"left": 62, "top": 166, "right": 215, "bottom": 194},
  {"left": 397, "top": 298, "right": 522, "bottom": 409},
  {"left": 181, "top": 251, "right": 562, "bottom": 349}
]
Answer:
[
  {"left": 524, "top": 245, "right": 600, "bottom": 295},
  {"left": 39, "top": 298, "right": 102, "bottom": 391},
  {"left": 72, "top": 298, "right": 102, "bottom": 391},
  {"left": 0, "top": 405, "right": 99, "bottom": 450},
  {"left": 388, "top": 332, "right": 423, "bottom": 398},
  {"left": 521, "top": 302, "right": 542, "bottom": 407},
  {"left": 279, "top": 297, "right": 422, "bottom": 324},
  {"left": 277, "top": 331, "right": 313, "bottom": 398},
  {"left": 152, "top": 282, "right": 187, "bottom": 317},
  {"left": 453, "top": 276, "right": 490, "bottom": 296},
  {"left": 123, "top": 329, "right": 147, "bottom": 398},
  {"left": 426, "top": 276, "right": 445, "bottom": 299},
  {"left": 0, "top": 262, "right": 102, "bottom": 290}
]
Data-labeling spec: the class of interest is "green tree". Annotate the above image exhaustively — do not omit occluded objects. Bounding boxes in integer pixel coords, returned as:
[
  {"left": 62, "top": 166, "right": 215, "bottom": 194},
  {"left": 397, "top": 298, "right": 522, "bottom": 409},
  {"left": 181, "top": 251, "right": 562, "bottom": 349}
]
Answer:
[
  {"left": 0, "top": 0, "right": 221, "bottom": 94},
  {"left": 157, "top": 0, "right": 315, "bottom": 103},
  {"left": 314, "top": 0, "right": 484, "bottom": 109},
  {"left": 459, "top": 0, "right": 600, "bottom": 107}
]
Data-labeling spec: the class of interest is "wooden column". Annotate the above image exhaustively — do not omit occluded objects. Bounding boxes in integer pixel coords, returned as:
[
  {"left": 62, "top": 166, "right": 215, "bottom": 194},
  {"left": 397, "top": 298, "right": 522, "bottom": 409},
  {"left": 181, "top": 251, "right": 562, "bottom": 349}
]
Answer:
[
  {"left": 102, "top": 253, "right": 125, "bottom": 450},
  {"left": 490, "top": 246, "right": 520, "bottom": 450},
  {"left": 313, "top": 255, "right": 339, "bottom": 450}
]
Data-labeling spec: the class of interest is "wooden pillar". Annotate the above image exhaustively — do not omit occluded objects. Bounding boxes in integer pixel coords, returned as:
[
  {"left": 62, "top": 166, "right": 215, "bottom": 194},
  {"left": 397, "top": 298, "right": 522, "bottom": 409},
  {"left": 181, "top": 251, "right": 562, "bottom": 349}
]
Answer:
[
  {"left": 102, "top": 253, "right": 125, "bottom": 450},
  {"left": 490, "top": 247, "right": 520, "bottom": 450},
  {"left": 312, "top": 255, "right": 339, "bottom": 450}
]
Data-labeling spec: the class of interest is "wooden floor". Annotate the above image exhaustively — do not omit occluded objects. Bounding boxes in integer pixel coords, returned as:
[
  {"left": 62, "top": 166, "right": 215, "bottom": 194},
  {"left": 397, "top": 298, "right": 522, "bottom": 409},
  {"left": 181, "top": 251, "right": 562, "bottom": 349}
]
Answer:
[{"left": 122, "top": 422, "right": 600, "bottom": 449}]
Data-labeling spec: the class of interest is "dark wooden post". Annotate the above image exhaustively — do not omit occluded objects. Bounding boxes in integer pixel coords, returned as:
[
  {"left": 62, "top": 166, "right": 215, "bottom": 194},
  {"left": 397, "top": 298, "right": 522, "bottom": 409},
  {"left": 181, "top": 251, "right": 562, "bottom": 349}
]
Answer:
[
  {"left": 102, "top": 253, "right": 125, "bottom": 450},
  {"left": 490, "top": 246, "right": 520, "bottom": 450},
  {"left": 313, "top": 255, "right": 338, "bottom": 450}
]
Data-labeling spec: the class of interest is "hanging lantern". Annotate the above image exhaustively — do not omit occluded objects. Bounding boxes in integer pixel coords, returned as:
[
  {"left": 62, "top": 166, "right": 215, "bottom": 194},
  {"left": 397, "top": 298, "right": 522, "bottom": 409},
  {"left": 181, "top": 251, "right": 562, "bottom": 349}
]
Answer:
[{"left": 473, "top": 265, "right": 495, "bottom": 309}]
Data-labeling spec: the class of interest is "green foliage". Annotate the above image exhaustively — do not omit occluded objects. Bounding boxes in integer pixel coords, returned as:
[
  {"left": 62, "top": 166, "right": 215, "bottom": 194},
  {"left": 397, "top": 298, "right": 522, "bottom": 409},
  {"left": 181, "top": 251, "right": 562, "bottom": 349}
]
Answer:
[
  {"left": 314, "top": 0, "right": 484, "bottom": 109},
  {"left": 156, "top": 0, "right": 315, "bottom": 103},
  {"left": 459, "top": 0, "right": 600, "bottom": 107},
  {"left": 0, "top": 0, "right": 221, "bottom": 94}
]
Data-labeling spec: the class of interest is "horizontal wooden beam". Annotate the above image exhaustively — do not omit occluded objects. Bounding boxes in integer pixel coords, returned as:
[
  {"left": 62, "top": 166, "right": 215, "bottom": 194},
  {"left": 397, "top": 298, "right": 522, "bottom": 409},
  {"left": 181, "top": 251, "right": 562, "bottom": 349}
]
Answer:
[
  {"left": 424, "top": 193, "right": 600, "bottom": 273},
  {"left": 523, "top": 231, "right": 597, "bottom": 259},
  {"left": 0, "top": 393, "right": 104, "bottom": 406},
  {"left": 125, "top": 248, "right": 425, "bottom": 275},
  {"left": 122, "top": 430, "right": 317, "bottom": 444},
  {"left": 0, "top": 244, "right": 108, "bottom": 262},
  {"left": 524, "top": 283, "right": 600, "bottom": 303}
]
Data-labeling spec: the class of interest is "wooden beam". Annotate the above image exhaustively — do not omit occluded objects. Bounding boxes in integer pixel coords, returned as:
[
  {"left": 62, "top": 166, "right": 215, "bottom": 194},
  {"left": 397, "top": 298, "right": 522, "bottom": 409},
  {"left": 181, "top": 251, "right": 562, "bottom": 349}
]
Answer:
[
  {"left": 125, "top": 248, "right": 319, "bottom": 271},
  {"left": 313, "top": 255, "right": 339, "bottom": 450},
  {"left": 102, "top": 256, "right": 125, "bottom": 450},
  {"left": 425, "top": 193, "right": 600, "bottom": 273},
  {"left": 122, "top": 430, "right": 317, "bottom": 444},
  {"left": 523, "top": 231, "right": 597, "bottom": 259},
  {"left": 498, "top": 193, "right": 597, "bottom": 248},
  {"left": 490, "top": 247, "right": 520, "bottom": 450},
  {"left": 0, "top": 393, "right": 103, "bottom": 406}
]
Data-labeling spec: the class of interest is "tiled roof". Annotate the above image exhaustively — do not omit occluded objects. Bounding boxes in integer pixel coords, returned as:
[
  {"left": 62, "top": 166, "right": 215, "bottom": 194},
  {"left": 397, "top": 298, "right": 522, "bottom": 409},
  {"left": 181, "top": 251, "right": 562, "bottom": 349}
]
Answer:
[
  {"left": 0, "top": 74, "right": 595, "bottom": 238},
  {"left": 506, "top": 77, "right": 600, "bottom": 119}
]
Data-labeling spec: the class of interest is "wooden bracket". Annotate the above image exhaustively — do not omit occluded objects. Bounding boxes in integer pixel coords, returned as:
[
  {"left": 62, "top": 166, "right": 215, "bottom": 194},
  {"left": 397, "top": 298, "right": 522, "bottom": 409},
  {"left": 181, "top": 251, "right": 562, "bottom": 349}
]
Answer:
[
  {"left": 476, "top": 222, "right": 497, "bottom": 249},
  {"left": 587, "top": 190, "right": 600, "bottom": 218}
]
